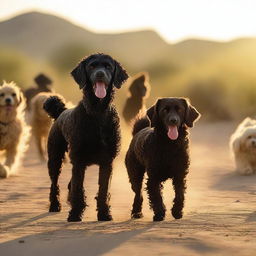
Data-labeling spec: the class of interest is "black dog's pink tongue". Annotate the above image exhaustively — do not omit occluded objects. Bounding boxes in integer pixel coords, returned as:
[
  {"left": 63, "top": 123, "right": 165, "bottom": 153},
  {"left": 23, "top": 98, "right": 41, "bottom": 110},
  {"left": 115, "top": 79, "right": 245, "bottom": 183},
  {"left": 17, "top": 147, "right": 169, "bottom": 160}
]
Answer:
[
  {"left": 168, "top": 126, "right": 179, "bottom": 140},
  {"left": 94, "top": 82, "right": 106, "bottom": 98}
]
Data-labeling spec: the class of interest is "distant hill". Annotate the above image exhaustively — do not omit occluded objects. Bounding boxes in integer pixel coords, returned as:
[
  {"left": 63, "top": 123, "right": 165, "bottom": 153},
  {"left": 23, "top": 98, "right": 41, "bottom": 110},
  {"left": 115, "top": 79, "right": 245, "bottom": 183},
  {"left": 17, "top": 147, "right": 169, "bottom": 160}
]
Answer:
[
  {"left": 0, "top": 12, "right": 170, "bottom": 70},
  {"left": 1, "top": 11, "right": 255, "bottom": 72}
]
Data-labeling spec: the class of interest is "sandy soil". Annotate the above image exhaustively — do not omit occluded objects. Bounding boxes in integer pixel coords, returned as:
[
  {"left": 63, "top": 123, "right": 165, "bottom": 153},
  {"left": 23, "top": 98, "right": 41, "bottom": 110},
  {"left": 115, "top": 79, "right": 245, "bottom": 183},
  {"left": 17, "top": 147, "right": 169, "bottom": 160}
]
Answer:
[{"left": 0, "top": 121, "right": 256, "bottom": 256}]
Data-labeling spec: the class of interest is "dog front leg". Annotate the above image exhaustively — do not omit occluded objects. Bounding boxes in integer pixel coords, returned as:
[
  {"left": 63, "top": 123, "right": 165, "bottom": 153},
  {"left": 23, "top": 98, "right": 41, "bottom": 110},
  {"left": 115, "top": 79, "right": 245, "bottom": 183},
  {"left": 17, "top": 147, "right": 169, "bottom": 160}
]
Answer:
[
  {"left": 147, "top": 177, "right": 166, "bottom": 221},
  {"left": 5, "top": 146, "right": 18, "bottom": 170},
  {"left": 96, "top": 163, "right": 113, "bottom": 221},
  {"left": 235, "top": 155, "right": 254, "bottom": 175},
  {"left": 67, "top": 164, "right": 86, "bottom": 222},
  {"left": 172, "top": 174, "right": 187, "bottom": 219},
  {"left": 35, "top": 133, "right": 46, "bottom": 162},
  {"left": 0, "top": 147, "right": 17, "bottom": 178}
]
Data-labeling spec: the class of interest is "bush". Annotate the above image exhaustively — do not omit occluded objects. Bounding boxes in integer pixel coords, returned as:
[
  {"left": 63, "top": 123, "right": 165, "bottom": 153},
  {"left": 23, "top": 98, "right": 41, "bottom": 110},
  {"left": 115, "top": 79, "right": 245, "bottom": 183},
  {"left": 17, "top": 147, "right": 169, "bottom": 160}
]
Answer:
[
  {"left": 49, "top": 43, "right": 91, "bottom": 73},
  {"left": 186, "top": 79, "right": 232, "bottom": 121}
]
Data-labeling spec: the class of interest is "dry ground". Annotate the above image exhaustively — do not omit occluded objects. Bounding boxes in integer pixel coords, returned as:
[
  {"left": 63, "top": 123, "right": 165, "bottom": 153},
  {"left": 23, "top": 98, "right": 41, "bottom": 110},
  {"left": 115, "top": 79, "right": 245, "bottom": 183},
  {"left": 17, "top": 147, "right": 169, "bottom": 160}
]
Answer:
[{"left": 0, "top": 121, "right": 256, "bottom": 256}]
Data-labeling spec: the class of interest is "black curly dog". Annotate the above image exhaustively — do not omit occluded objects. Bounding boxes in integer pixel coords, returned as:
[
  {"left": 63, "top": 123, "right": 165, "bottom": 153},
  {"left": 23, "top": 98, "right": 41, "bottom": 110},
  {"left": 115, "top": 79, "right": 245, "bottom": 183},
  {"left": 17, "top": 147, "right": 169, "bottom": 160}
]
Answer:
[
  {"left": 43, "top": 53, "right": 128, "bottom": 222},
  {"left": 125, "top": 97, "right": 200, "bottom": 221}
]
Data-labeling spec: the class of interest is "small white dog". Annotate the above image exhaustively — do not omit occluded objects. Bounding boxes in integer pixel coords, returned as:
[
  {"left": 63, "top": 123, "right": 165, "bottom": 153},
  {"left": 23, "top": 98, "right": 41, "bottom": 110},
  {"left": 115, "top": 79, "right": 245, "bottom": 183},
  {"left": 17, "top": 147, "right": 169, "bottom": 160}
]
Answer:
[
  {"left": 230, "top": 117, "right": 256, "bottom": 175},
  {"left": 0, "top": 81, "right": 30, "bottom": 178}
]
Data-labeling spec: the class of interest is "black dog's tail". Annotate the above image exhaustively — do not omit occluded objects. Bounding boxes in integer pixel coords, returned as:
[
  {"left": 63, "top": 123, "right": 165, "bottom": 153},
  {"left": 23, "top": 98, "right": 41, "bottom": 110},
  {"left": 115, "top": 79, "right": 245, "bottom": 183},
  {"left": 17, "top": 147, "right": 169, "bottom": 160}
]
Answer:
[
  {"left": 43, "top": 96, "right": 67, "bottom": 120},
  {"left": 132, "top": 116, "right": 151, "bottom": 136}
]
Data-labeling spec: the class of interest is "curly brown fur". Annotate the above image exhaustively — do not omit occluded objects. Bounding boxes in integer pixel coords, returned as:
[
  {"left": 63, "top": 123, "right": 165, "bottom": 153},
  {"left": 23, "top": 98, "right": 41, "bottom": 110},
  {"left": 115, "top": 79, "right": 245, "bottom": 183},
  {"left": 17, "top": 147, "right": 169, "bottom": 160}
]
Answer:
[
  {"left": 24, "top": 73, "right": 53, "bottom": 111},
  {"left": 30, "top": 92, "right": 67, "bottom": 161},
  {"left": 44, "top": 53, "right": 128, "bottom": 222},
  {"left": 125, "top": 97, "right": 200, "bottom": 221},
  {"left": 123, "top": 72, "right": 150, "bottom": 124},
  {"left": 0, "top": 81, "right": 30, "bottom": 178}
]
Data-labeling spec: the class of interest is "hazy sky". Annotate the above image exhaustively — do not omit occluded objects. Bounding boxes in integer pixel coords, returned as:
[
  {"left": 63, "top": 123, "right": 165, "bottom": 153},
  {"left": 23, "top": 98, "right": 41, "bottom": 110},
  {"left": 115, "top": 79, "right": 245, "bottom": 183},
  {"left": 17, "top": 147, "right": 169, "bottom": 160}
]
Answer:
[{"left": 1, "top": 0, "right": 255, "bottom": 42}]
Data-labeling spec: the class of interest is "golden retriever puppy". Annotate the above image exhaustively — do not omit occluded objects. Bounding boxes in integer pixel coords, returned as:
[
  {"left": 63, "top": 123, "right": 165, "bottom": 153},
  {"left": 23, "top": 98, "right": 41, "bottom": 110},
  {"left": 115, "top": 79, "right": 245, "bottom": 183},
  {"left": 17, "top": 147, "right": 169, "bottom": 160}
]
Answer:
[
  {"left": 24, "top": 73, "right": 53, "bottom": 111},
  {"left": 0, "top": 81, "right": 30, "bottom": 178},
  {"left": 30, "top": 92, "right": 53, "bottom": 161},
  {"left": 230, "top": 117, "right": 256, "bottom": 175},
  {"left": 30, "top": 92, "right": 70, "bottom": 161}
]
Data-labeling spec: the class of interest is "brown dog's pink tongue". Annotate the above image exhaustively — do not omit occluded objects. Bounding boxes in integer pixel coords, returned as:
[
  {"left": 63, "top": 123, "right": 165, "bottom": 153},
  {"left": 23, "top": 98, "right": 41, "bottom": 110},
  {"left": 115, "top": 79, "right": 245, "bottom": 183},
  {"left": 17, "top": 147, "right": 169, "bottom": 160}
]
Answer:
[
  {"left": 168, "top": 126, "right": 179, "bottom": 140},
  {"left": 94, "top": 82, "right": 106, "bottom": 98}
]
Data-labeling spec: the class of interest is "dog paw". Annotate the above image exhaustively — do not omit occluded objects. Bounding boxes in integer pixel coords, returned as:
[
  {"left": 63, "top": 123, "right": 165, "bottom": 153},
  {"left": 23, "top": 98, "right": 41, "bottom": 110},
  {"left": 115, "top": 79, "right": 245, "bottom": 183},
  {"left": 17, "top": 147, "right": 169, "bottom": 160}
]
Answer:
[
  {"left": 67, "top": 214, "right": 82, "bottom": 222},
  {"left": 97, "top": 212, "right": 113, "bottom": 221},
  {"left": 172, "top": 208, "right": 183, "bottom": 219},
  {"left": 153, "top": 213, "right": 165, "bottom": 221},
  {"left": 0, "top": 165, "right": 9, "bottom": 178},
  {"left": 49, "top": 202, "right": 61, "bottom": 212},
  {"left": 241, "top": 168, "right": 254, "bottom": 176},
  {"left": 131, "top": 212, "right": 143, "bottom": 219}
]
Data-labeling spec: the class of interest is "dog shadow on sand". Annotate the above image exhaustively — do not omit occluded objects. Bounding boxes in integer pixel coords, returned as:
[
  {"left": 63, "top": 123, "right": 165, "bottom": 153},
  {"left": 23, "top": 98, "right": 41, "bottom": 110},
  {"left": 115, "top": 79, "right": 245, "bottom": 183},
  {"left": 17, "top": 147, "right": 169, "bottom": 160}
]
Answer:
[
  {"left": 211, "top": 169, "right": 256, "bottom": 193},
  {"left": 0, "top": 218, "right": 157, "bottom": 256}
]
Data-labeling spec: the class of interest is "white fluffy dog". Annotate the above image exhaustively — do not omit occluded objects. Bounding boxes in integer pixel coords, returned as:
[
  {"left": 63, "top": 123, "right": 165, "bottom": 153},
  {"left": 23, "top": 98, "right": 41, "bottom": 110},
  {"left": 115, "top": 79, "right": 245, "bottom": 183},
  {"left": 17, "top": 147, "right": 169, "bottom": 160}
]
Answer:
[
  {"left": 0, "top": 81, "right": 30, "bottom": 178},
  {"left": 230, "top": 117, "right": 256, "bottom": 175}
]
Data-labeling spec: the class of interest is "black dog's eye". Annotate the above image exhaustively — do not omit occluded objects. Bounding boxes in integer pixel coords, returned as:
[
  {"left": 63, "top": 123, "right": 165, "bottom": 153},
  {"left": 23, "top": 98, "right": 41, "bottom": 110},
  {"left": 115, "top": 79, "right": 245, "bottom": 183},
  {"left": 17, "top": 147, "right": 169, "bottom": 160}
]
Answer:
[
  {"left": 104, "top": 63, "right": 112, "bottom": 70},
  {"left": 175, "top": 105, "right": 183, "bottom": 113},
  {"left": 89, "top": 62, "right": 98, "bottom": 69},
  {"left": 12, "top": 93, "right": 16, "bottom": 97},
  {"left": 163, "top": 107, "right": 169, "bottom": 112},
  {"left": 0, "top": 93, "right": 4, "bottom": 97}
]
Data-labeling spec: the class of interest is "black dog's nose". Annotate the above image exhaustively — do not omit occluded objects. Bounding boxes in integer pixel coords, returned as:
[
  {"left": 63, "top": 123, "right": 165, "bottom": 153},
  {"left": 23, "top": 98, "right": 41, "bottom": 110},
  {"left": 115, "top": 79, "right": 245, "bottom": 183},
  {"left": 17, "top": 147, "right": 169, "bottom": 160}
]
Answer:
[
  {"left": 96, "top": 70, "right": 105, "bottom": 78},
  {"left": 170, "top": 117, "right": 178, "bottom": 125},
  {"left": 5, "top": 98, "right": 11, "bottom": 104}
]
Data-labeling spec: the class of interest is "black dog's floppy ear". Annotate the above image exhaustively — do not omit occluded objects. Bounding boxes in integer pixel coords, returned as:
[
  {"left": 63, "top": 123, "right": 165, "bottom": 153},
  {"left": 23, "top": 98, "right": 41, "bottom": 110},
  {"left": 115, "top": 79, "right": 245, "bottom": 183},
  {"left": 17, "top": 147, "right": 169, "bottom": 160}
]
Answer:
[
  {"left": 71, "top": 59, "right": 88, "bottom": 89},
  {"left": 182, "top": 98, "right": 201, "bottom": 127},
  {"left": 113, "top": 60, "right": 129, "bottom": 89},
  {"left": 147, "top": 99, "right": 162, "bottom": 127},
  {"left": 146, "top": 105, "right": 154, "bottom": 122}
]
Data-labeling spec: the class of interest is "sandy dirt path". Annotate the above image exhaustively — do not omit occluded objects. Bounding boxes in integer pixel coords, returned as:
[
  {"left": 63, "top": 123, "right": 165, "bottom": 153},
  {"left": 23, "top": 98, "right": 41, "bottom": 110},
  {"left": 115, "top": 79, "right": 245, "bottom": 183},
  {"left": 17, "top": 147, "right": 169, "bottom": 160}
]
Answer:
[{"left": 0, "top": 122, "right": 256, "bottom": 256}]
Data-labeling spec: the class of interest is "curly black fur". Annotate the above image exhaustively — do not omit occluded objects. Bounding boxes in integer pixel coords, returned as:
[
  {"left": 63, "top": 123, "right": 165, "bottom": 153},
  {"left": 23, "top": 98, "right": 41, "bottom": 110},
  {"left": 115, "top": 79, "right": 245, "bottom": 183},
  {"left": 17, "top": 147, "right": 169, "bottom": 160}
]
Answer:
[
  {"left": 45, "top": 53, "right": 128, "bottom": 222},
  {"left": 132, "top": 116, "right": 151, "bottom": 136},
  {"left": 125, "top": 97, "right": 200, "bottom": 221},
  {"left": 43, "top": 96, "right": 67, "bottom": 120}
]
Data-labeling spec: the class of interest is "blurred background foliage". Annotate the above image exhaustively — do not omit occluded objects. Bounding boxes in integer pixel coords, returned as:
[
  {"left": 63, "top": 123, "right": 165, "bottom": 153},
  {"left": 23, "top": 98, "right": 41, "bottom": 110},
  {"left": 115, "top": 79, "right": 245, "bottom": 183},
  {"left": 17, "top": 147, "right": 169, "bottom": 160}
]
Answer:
[{"left": 0, "top": 12, "right": 256, "bottom": 121}]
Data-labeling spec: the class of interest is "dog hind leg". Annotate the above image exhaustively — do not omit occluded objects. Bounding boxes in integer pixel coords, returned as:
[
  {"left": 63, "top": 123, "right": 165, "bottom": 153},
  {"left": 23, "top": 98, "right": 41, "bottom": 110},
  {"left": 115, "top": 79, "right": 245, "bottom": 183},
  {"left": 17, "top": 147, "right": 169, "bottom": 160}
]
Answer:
[
  {"left": 48, "top": 130, "right": 67, "bottom": 212},
  {"left": 35, "top": 133, "right": 45, "bottom": 162},
  {"left": 127, "top": 160, "right": 145, "bottom": 219}
]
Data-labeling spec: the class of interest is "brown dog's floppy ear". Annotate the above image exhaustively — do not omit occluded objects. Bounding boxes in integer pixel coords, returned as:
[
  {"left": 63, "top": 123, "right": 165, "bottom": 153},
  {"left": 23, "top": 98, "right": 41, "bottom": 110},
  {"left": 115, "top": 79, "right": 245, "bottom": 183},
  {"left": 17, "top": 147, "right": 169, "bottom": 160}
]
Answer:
[
  {"left": 71, "top": 59, "right": 88, "bottom": 89},
  {"left": 147, "top": 99, "right": 162, "bottom": 127},
  {"left": 182, "top": 98, "right": 201, "bottom": 127},
  {"left": 113, "top": 60, "right": 129, "bottom": 89}
]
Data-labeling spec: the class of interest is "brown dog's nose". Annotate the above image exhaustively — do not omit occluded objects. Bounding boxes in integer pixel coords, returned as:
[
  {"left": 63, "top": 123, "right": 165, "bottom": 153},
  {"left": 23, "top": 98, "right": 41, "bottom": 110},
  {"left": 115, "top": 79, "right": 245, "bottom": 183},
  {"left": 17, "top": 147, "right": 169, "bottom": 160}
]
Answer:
[
  {"left": 170, "top": 117, "right": 178, "bottom": 125},
  {"left": 5, "top": 98, "right": 11, "bottom": 104}
]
